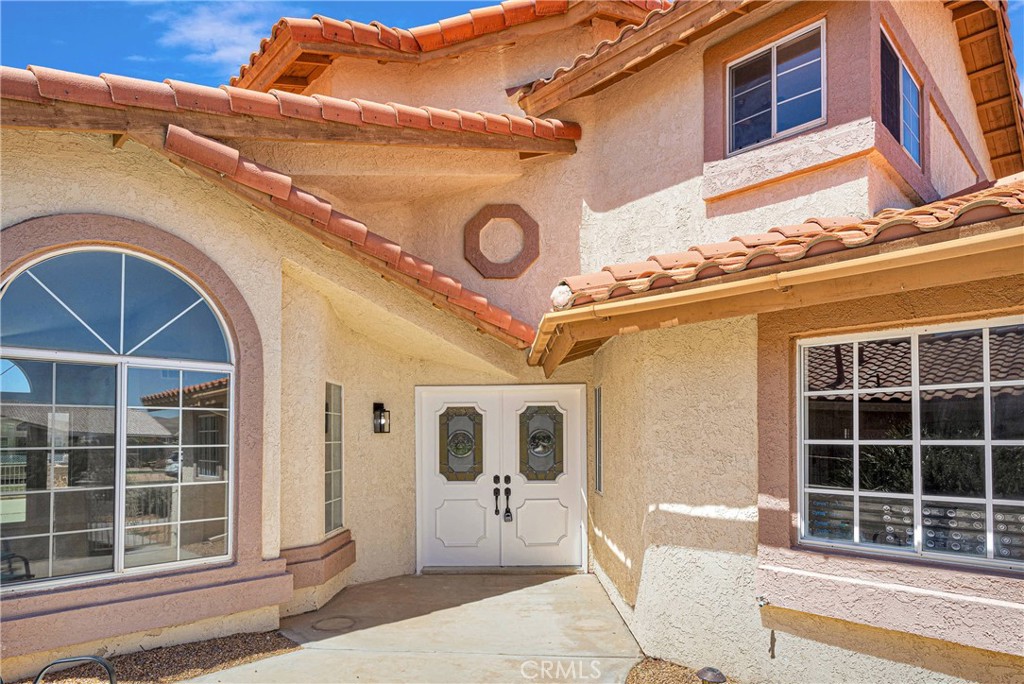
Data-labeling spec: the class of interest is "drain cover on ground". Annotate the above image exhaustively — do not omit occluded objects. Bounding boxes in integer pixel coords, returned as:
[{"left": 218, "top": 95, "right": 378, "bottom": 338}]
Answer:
[{"left": 311, "top": 616, "right": 357, "bottom": 632}]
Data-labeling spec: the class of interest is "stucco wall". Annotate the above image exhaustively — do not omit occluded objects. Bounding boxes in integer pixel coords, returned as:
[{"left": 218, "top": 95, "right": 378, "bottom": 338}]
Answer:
[{"left": 589, "top": 291, "right": 1024, "bottom": 683}]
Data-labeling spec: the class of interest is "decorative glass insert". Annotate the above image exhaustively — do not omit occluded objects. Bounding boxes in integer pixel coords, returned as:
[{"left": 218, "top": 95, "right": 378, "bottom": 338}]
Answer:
[
  {"left": 728, "top": 22, "right": 825, "bottom": 154},
  {"left": 438, "top": 406, "right": 483, "bottom": 482},
  {"left": 0, "top": 248, "right": 233, "bottom": 587},
  {"left": 519, "top": 405, "right": 564, "bottom": 481},
  {"left": 325, "top": 383, "right": 343, "bottom": 533},
  {"left": 799, "top": 319, "right": 1024, "bottom": 570}
]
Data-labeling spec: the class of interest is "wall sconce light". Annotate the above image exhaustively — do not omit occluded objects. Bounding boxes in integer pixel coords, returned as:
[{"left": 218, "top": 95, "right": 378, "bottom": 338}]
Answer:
[{"left": 373, "top": 402, "right": 390, "bottom": 434}]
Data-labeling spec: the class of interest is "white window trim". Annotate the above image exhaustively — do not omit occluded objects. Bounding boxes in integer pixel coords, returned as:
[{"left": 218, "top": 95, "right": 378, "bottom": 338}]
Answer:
[
  {"left": 881, "top": 26, "right": 922, "bottom": 168},
  {"left": 324, "top": 381, "right": 345, "bottom": 536},
  {"left": 726, "top": 19, "right": 828, "bottom": 157},
  {"left": 0, "top": 247, "right": 236, "bottom": 594},
  {"left": 796, "top": 315, "right": 1024, "bottom": 573}
]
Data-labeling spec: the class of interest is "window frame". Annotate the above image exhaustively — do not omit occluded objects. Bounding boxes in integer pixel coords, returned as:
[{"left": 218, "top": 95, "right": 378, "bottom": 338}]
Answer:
[
  {"left": 796, "top": 315, "right": 1024, "bottom": 572},
  {"left": 324, "top": 382, "right": 344, "bottom": 535},
  {"left": 0, "top": 247, "right": 236, "bottom": 593},
  {"left": 594, "top": 386, "right": 603, "bottom": 495},
  {"left": 726, "top": 19, "right": 828, "bottom": 157},
  {"left": 880, "top": 27, "right": 922, "bottom": 167}
]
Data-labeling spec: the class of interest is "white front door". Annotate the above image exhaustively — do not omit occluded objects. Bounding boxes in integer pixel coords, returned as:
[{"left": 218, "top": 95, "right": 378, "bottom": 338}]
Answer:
[{"left": 416, "top": 385, "right": 585, "bottom": 569}]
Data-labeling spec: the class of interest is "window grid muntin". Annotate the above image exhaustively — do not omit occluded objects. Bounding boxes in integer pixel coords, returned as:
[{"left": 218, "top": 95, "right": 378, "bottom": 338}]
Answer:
[
  {"left": 798, "top": 317, "right": 1024, "bottom": 570},
  {"left": 0, "top": 246, "right": 233, "bottom": 365},
  {"left": 726, "top": 20, "right": 827, "bottom": 156},
  {"left": 325, "top": 383, "right": 343, "bottom": 534},
  {"left": 0, "top": 248, "right": 236, "bottom": 592},
  {"left": 881, "top": 29, "right": 922, "bottom": 166}
]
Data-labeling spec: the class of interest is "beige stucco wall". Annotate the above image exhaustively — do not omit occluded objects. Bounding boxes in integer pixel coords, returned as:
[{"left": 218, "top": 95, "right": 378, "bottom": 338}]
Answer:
[
  {"left": 929, "top": 101, "right": 980, "bottom": 198},
  {"left": 588, "top": 314, "right": 1024, "bottom": 683}
]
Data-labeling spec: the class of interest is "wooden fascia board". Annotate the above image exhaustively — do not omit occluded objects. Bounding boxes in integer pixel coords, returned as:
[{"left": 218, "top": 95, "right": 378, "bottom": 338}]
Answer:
[
  {"left": 128, "top": 130, "right": 531, "bottom": 351},
  {"left": 0, "top": 98, "right": 576, "bottom": 155},
  {"left": 992, "top": 6, "right": 1024, "bottom": 169},
  {"left": 519, "top": 0, "right": 756, "bottom": 116},
  {"left": 529, "top": 222, "right": 1024, "bottom": 369}
]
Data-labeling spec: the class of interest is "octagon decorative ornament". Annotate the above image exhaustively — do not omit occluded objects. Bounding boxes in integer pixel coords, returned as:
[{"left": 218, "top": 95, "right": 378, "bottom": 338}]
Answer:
[{"left": 463, "top": 204, "right": 540, "bottom": 279}]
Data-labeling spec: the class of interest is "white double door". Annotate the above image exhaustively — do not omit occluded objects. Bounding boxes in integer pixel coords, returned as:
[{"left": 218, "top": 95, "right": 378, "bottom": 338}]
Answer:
[{"left": 416, "top": 385, "right": 585, "bottom": 569}]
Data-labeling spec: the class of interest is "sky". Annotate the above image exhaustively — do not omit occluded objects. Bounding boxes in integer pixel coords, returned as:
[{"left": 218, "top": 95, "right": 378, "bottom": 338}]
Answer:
[
  {"left": 0, "top": 1, "right": 1022, "bottom": 88},
  {"left": 0, "top": 1, "right": 497, "bottom": 85}
]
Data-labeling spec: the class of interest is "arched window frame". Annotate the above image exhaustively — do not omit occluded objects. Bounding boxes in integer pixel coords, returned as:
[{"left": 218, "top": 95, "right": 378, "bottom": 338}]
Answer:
[{"left": 0, "top": 246, "right": 236, "bottom": 590}]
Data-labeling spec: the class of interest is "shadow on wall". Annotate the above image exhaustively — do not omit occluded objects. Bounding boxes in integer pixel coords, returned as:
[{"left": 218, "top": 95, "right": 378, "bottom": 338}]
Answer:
[{"left": 762, "top": 606, "right": 1024, "bottom": 683}]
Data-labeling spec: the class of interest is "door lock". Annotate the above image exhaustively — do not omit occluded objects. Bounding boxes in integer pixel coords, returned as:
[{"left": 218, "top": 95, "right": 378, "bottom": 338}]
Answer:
[{"left": 503, "top": 487, "right": 513, "bottom": 522}]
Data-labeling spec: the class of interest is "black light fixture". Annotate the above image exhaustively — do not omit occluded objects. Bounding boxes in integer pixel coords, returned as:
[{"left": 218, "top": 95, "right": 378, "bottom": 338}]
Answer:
[{"left": 373, "top": 402, "right": 390, "bottom": 434}]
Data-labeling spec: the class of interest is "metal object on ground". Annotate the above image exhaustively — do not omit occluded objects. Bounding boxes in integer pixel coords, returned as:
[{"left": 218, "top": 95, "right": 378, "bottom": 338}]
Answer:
[
  {"left": 34, "top": 655, "right": 116, "bottom": 683},
  {"left": 696, "top": 666, "right": 727, "bottom": 684}
]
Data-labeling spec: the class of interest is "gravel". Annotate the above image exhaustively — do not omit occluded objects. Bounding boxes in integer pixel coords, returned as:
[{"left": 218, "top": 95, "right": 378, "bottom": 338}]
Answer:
[
  {"left": 15, "top": 631, "right": 299, "bottom": 684},
  {"left": 627, "top": 657, "right": 707, "bottom": 684}
]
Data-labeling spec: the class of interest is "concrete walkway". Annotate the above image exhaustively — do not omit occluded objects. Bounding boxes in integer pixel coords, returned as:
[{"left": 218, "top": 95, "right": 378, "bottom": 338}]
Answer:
[{"left": 190, "top": 573, "right": 641, "bottom": 684}]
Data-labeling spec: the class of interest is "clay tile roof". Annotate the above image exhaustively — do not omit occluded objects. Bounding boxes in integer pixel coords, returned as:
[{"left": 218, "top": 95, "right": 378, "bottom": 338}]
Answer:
[
  {"left": 161, "top": 125, "right": 535, "bottom": 349},
  {"left": 232, "top": 1, "right": 669, "bottom": 92},
  {"left": 551, "top": 179, "right": 1024, "bottom": 310},
  {"left": 0, "top": 65, "right": 581, "bottom": 143}
]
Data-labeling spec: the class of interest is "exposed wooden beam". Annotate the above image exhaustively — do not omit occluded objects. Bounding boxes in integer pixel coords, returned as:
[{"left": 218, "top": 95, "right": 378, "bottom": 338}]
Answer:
[
  {"left": 293, "top": 53, "right": 334, "bottom": 66},
  {"left": 541, "top": 325, "right": 576, "bottom": 378},
  {"left": 977, "top": 94, "right": 1012, "bottom": 111},
  {"left": 951, "top": 1, "right": 991, "bottom": 22},
  {"left": 272, "top": 75, "right": 310, "bottom": 88},
  {"left": 959, "top": 25, "right": 1001, "bottom": 46},
  {"left": 0, "top": 98, "right": 577, "bottom": 156},
  {"left": 968, "top": 62, "right": 1007, "bottom": 79}
]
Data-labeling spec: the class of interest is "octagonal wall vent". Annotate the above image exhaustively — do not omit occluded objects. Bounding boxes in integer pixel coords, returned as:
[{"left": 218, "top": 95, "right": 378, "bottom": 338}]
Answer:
[{"left": 464, "top": 204, "right": 539, "bottom": 279}]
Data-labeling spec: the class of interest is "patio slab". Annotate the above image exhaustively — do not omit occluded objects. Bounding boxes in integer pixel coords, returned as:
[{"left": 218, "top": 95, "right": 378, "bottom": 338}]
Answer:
[{"left": 189, "top": 573, "right": 641, "bottom": 683}]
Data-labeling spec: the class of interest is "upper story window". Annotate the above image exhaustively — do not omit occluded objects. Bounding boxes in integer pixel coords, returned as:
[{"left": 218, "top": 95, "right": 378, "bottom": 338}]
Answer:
[
  {"left": 880, "top": 30, "right": 921, "bottom": 165},
  {"left": 728, "top": 21, "right": 826, "bottom": 155},
  {"left": 798, "top": 319, "right": 1024, "bottom": 571},
  {"left": 0, "top": 249, "right": 233, "bottom": 587}
]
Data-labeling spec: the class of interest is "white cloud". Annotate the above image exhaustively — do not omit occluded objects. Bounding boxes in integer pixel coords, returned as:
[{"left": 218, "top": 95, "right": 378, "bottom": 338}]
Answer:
[{"left": 147, "top": 2, "right": 310, "bottom": 79}]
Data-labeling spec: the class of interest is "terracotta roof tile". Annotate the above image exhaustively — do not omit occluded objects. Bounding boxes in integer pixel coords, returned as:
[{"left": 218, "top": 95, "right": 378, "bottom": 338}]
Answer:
[
  {"left": 161, "top": 125, "right": 534, "bottom": 348},
  {"left": 551, "top": 180, "right": 1024, "bottom": 310},
  {"left": 232, "top": 1, "right": 667, "bottom": 89},
  {"left": 101, "top": 73, "right": 177, "bottom": 111},
  {"left": 0, "top": 66, "right": 581, "bottom": 143},
  {"left": 28, "top": 65, "right": 119, "bottom": 108},
  {"left": 271, "top": 90, "right": 323, "bottom": 121},
  {"left": 166, "top": 79, "right": 233, "bottom": 115}
]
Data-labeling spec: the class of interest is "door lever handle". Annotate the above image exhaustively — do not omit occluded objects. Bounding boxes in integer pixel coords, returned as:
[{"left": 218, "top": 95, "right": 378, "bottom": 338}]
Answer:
[
  {"left": 493, "top": 487, "right": 501, "bottom": 516},
  {"left": 503, "top": 487, "right": 513, "bottom": 522}
]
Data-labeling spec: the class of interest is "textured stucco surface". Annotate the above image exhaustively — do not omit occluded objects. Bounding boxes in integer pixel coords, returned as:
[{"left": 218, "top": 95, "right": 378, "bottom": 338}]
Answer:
[{"left": 588, "top": 304, "right": 1024, "bottom": 682}]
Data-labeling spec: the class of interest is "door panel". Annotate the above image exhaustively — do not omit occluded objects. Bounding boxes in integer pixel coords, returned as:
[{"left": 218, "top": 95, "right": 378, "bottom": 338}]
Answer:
[
  {"left": 418, "top": 391, "right": 501, "bottom": 567},
  {"left": 417, "top": 386, "right": 584, "bottom": 569},
  {"left": 501, "top": 389, "right": 582, "bottom": 566}
]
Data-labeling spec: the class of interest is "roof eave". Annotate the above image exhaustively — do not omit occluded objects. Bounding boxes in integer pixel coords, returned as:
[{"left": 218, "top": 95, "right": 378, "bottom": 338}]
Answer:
[{"left": 529, "top": 219, "right": 1024, "bottom": 375}]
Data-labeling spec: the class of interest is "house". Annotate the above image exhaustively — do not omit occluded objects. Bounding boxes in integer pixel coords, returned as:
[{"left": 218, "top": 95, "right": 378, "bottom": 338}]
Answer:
[{"left": 1, "top": 0, "right": 1023, "bottom": 681}]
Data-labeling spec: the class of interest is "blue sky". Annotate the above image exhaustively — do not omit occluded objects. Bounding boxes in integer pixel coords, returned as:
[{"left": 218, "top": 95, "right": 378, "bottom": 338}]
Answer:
[
  {"left": 1, "top": 1, "right": 1023, "bottom": 87},
  {"left": 0, "top": 1, "right": 496, "bottom": 85}
]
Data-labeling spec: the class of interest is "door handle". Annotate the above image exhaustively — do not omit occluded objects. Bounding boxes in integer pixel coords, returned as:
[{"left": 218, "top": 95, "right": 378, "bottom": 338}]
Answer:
[
  {"left": 493, "top": 487, "right": 501, "bottom": 516},
  {"left": 503, "top": 487, "right": 513, "bottom": 522}
]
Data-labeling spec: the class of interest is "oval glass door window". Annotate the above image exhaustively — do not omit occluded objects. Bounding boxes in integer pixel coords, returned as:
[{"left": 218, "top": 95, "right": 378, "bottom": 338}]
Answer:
[
  {"left": 438, "top": 406, "right": 483, "bottom": 482},
  {"left": 520, "top": 405, "right": 564, "bottom": 481}
]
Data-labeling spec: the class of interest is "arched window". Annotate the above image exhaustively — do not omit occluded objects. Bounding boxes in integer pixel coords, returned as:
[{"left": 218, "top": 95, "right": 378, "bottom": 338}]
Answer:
[{"left": 0, "top": 249, "right": 233, "bottom": 585}]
